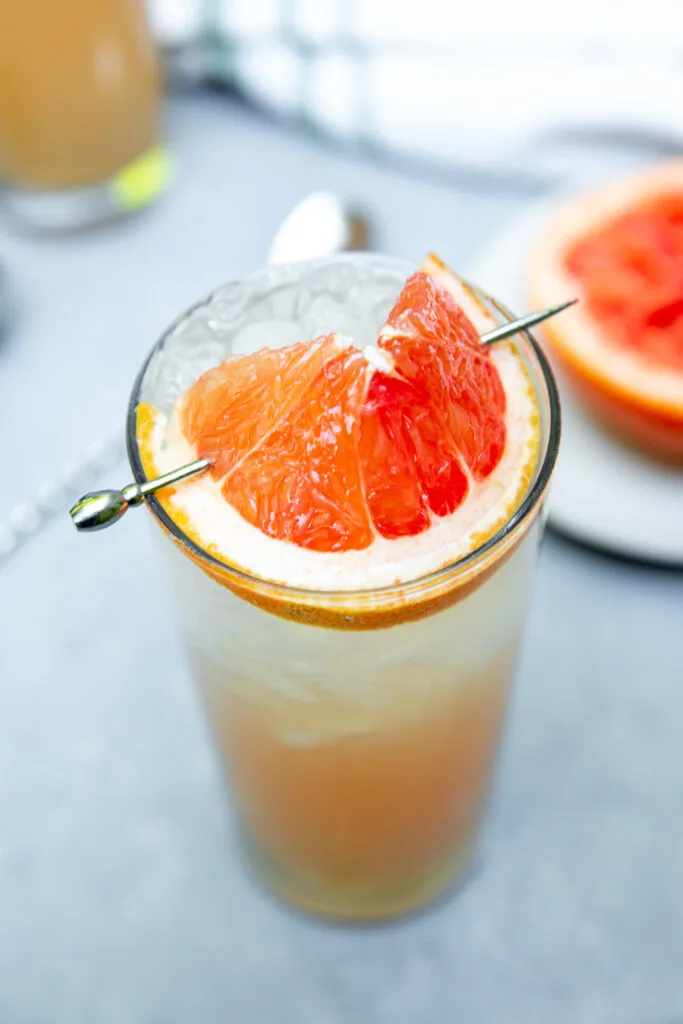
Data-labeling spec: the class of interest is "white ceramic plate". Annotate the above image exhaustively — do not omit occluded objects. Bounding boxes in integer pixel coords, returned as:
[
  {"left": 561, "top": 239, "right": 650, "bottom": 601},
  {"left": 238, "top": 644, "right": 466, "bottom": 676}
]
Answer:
[{"left": 468, "top": 200, "right": 683, "bottom": 565}]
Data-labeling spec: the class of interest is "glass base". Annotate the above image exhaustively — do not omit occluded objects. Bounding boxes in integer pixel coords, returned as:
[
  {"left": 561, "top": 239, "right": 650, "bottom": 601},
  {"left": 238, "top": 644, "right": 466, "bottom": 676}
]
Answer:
[
  {"left": 1, "top": 143, "right": 170, "bottom": 231},
  {"left": 244, "top": 835, "right": 479, "bottom": 922}
]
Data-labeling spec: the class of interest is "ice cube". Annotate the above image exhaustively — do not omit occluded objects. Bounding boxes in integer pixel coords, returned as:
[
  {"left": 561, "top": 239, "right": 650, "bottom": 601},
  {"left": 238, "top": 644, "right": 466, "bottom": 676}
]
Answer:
[
  {"left": 232, "top": 320, "right": 303, "bottom": 355},
  {"left": 296, "top": 293, "right": 359, "bottom": 340},
  {"left": 139, "top": 258, "right": 411, "bottom": 412},
  {"left": 141, "top": 304, "right": 230, "bottom": 410}
]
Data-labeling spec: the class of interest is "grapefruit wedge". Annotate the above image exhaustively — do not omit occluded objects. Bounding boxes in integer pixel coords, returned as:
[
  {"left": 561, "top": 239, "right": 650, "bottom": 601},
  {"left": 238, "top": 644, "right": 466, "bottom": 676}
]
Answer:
[
  {"left": 176, "top": 258, "right": 509, "bottom": 554},
  {"left": 528, "top": 161, "right": 683, "bottom": 460}
]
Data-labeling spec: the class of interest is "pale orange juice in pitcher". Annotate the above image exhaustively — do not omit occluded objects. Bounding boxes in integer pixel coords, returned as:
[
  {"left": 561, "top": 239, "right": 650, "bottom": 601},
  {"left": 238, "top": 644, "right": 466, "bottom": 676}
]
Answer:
[{"left": 0, "top": 0, "right": 167, "bottom": 227}]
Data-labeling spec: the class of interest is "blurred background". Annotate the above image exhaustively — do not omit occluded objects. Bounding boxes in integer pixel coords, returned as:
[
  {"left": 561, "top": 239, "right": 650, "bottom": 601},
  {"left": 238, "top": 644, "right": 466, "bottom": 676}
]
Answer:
[{"left": 1, "top": 3, "right": 682, "bottom": 1022}]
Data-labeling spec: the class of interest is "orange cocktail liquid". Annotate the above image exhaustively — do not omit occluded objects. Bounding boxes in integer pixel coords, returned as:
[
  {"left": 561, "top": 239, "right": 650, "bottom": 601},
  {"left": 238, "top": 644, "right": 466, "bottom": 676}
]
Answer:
[
  {"left": 163, "top": 520, "right": 539, "bottom": 921},
  {"left": 200, "top": 650, "right": 513, "bottom": 916},
  {"left": 0, "top": 0, "right": 160, "bottom": 189}
]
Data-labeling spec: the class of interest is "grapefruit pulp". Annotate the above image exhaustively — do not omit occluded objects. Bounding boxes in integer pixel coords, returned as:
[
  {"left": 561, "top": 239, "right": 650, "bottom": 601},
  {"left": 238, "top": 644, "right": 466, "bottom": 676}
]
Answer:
[
  {"left": 528, "top": 161, "right": 683, "bottom": 460},
  {"left": 179, "top": 256, "right": 508, "bottom": 553}
]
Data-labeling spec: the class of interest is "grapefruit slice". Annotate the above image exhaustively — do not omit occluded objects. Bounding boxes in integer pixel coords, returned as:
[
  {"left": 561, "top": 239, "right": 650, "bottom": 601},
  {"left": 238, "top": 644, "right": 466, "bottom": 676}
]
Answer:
[
  {"left": 178, "top": 258, "right": 508, "bottom": 554},
  {"left": 528, "top": 161, "right": 683, "bottom": 459}
]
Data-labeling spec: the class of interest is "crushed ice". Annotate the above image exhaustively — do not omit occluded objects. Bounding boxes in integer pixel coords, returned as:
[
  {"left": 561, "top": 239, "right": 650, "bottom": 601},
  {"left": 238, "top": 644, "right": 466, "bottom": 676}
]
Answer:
[{"left": 140, "top": 259, "right": 406, "bottom": 413}]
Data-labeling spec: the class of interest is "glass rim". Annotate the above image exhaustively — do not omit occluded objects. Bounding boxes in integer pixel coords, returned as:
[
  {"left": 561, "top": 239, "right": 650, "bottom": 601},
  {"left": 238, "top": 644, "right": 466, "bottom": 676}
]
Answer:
[{"left": 126, "top": 253, "right": 561, "bottom": 602}]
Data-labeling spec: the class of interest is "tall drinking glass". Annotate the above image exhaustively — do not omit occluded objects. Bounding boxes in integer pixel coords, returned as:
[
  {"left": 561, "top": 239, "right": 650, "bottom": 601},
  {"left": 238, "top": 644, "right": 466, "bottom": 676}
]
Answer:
[{"left": 127, "top": 256, "right": 560, "bottom": 920}]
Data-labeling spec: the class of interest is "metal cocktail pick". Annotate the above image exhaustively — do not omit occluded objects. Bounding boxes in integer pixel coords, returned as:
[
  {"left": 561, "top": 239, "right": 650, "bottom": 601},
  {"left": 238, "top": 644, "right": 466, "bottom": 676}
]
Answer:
[
  {"left": 69, "top": 299, "right": 577, "bottom": 532},
  {"left": 476, "top": 299, "right": 577, "bottom": 346},
  {"left": 69, "top": 458, "right": 211, "bottom": 532}
]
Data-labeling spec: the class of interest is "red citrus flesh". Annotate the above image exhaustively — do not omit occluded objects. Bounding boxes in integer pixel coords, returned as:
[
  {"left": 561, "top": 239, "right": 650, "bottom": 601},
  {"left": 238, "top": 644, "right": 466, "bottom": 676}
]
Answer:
[
  {"left": 564, "top": 193, "right": 683, "bottom": 372},
  {"left": 180, "top": 269, "right": 507, "bottom": 553}
]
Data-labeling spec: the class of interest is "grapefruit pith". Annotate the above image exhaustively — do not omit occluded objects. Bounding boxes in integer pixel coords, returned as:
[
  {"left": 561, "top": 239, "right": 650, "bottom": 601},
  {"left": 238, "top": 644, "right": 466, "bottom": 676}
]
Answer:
[{"left": 528, "top": 161, "right": 683, "bottom": 460}]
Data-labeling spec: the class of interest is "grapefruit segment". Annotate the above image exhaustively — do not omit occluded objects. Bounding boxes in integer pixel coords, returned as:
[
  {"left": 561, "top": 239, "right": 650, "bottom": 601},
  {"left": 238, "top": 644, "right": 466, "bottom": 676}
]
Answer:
[
  {"left": 226, "top": 347, "right": 374, "bottom": 553},
  {"left": 181, "top": 337, "right": 338, "bottom": 479},
  {"left": 179, "top": 260, "right": 509, "bottom": 552},
  {"left": 358, "top": 372, "right": 433, "bottom": 539},
  {"left": 380, "top": 271, "right": 506, "bottom": 480}
]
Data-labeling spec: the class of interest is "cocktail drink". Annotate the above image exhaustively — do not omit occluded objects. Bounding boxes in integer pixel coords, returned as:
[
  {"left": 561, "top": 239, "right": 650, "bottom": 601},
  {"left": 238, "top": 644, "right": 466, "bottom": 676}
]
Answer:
[{"left": 128, "top": 254, "right": 560, "bottom": 920}]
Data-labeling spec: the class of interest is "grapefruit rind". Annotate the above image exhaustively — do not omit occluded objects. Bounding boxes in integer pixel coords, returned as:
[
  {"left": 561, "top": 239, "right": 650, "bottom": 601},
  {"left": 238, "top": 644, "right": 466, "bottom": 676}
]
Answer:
[
  {"left": 137, "top": 395, "right": 541, "bottom": 630},
  {"left": 172, "top": 262, "right": 515, "bottom": 555},
  {"left": 135, "top": 261, "right": 541, "bottom": 624},
  {"left": 527, "top": 162, "right": 683, "bottom": 454}
]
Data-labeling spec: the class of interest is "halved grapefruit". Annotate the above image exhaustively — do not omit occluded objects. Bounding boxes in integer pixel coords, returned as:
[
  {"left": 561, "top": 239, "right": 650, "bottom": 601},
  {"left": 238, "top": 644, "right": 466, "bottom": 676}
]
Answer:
[
  {"left": 174, "top": 257, "right": 510, "bottom": 554},
  {"left": 528, "top": 161, "right": 683, "bottom": 460}
]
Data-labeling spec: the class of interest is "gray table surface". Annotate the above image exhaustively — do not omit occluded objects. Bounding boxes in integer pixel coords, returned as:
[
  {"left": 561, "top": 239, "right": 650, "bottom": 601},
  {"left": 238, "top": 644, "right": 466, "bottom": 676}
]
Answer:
[{"left": 1, "top": 94, "right": 681, "bottom": 1024}]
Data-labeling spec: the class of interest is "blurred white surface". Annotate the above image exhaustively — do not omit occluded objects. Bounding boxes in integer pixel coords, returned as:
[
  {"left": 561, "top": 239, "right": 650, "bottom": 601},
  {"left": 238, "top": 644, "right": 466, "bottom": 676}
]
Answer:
[{"left": 151, "top": 0, "right": 683, "bottom": 183}]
